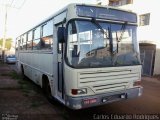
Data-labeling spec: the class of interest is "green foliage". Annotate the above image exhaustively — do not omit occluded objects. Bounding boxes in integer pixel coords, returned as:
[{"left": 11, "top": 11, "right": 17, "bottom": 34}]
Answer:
[
  {"left": 0, "top": 38, "right": 12, "bottom": 50},
  {"left": 9, "top": 71, "right": 22, "bottom": 80},
  {"left": 97, "top": 2, "right": 102, "bottom": 5}
]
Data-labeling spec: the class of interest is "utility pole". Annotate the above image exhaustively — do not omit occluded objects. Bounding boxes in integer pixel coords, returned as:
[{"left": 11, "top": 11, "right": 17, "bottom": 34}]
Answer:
[
  {"left": 0, "top": 0, "right": 26, "bottom": 61},
  {"left": 2, "top": 5, "right": 8, "bottom": 61}
]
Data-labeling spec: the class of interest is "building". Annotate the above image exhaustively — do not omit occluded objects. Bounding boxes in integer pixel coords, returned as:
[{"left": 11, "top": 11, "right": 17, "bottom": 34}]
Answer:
[{"left": 108, "top": 0, "right": 160, "bottom": 76}]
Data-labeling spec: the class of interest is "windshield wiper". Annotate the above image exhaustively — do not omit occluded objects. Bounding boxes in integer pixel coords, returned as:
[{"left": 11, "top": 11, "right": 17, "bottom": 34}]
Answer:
[
  {"left": 113, "top": 21, "right": 128, "bottom": 54},
  {"left": 91, "top": 18, "right": 109, "bottom": 39},
  {"left": 91, "top": 18, "right": 114, "bottom": 54},
  {"left": 118, "top": 21, "right": 128, "bottom": 42}
]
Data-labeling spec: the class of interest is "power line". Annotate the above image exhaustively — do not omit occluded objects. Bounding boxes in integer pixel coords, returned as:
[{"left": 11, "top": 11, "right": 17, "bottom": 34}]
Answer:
[
  {"left": 11, "top": 0, "right": 26, "bottom": 9},
  {"left": 0, "top": 0, "right": 26, "bottom": 9},
  {"left": 10, "top": 0, "right": 14, "bottom": 7}
]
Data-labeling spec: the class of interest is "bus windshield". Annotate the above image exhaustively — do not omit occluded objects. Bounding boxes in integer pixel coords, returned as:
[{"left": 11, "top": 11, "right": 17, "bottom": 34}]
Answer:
[{"left": 66, "top": 20, "right": 141, "bottom": 68}]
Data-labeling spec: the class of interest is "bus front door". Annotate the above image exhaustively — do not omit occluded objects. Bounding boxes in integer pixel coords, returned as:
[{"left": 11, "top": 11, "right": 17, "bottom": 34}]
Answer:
[{"left": 57, "top": 42, "right": 64, "bottom": 99}]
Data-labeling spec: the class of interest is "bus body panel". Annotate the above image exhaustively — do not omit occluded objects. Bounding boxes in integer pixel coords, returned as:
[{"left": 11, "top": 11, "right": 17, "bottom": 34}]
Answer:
[
  {"left": 64, "top": 64, "right": 142, "bottom": 109},
  {"left": 65, "top": 86, "right": 142, "bottom": 109},
  {"left": 64, "top": 64, "right": 141, "bottom": 97},
  {"left": 17, "top": 51, "right": 56, "bottom": 92}
]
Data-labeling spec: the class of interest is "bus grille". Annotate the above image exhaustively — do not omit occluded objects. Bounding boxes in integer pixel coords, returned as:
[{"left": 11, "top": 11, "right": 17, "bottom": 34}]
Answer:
[{"left": 78, "top": 69, "right": 139, "bottom": 94}]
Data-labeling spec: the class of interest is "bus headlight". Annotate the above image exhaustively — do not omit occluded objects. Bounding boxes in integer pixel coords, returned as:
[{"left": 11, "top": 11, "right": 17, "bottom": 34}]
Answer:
[{"left": 71, "top": 88, "right": 87, "bottom": 95}]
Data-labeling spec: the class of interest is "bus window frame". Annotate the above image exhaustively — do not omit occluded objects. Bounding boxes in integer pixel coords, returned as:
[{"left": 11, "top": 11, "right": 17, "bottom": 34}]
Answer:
[
  {"left": 22, "top": 34, "right": 27, "bottom": 50},
  {"left": 41, "top": 20, "right": 54, "bottom": 50},
  {"left": 33, "top": 27, "right": 41, "bottom": 50},
  {"left": 27, "top": 31, "right": 33, "bottom": 50},
  {"left": 65, "top": 18, "right": 138, "bottom": 69}
]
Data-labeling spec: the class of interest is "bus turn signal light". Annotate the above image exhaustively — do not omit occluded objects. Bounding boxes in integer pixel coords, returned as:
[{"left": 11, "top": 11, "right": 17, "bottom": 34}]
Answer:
[
  {"left": 71, "top": 88, "right": 87, "bottom": 95},
  {"left": 133, "top": 81, "right": 141, "bottom": 87}
]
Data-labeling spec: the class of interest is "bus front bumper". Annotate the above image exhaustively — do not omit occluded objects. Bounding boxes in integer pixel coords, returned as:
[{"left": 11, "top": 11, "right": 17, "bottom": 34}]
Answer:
[{"left": 65, "top": 87, "right": 143, "bottom": 110}]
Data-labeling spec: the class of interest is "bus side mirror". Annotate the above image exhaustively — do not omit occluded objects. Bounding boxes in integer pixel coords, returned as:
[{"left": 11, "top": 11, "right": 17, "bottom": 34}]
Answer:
[{"left": 57, "top": 27, "right": 66, "bottom": 43}]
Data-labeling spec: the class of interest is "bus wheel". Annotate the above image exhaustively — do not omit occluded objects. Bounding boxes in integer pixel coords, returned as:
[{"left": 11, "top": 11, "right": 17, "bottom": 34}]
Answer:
[
  {"left": 43, "top": 77, "right": 53, "bottom": 101},
  {"left": 21, "top": 65, "right": 26, "bottom": 79}
]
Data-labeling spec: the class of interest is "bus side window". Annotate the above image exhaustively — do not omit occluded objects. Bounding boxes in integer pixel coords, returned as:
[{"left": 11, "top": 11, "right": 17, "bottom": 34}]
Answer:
[
  {"left": 33, "top": 39, "right": 41, "bottom": 50},
  {"left": 20, "top": 36, "right": 23, "bottom": 50},
  {"left": 15, "top": 41, "right": 18, "bottom": 51},
  {"left": 18, "top": 40, "right": 21, "bottom": 51},
  {"left": 27, "top": 31, "right": 33, "bottom": 50},
  {"left": 33, "top": 27, "right": 41, "bottom": 50},
  {"left": 22, "top": 34, "right": 27, "bottom": 50},
  {"left": 41, "top": 36, "right": 53, "bottom": 49},
  {"left": 41, "top": 20, "right": 53, "bottom": 50},
  {"left": 27, "top": 41, "right": 32, "bottom": 50}
]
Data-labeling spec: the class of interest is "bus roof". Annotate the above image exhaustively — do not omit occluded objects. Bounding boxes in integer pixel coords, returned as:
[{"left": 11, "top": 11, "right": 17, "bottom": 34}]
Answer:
[{"left": 17, "top": 3, "right": 136, "bottom": 38}]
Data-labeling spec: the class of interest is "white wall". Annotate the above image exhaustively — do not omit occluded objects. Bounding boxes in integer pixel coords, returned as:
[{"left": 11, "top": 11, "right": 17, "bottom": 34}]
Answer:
[
  {"left": 115, "top": 0, "right": 160, "bottom": 75},
  {"left": 117, "top": 0, "right": 159, "bottom": 42}
]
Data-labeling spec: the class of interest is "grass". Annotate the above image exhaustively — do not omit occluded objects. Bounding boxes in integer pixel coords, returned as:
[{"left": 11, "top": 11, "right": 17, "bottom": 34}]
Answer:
[
  {"left": 4, "top": 69, "right": 42, "bottom": 98},
  {"left": 14, "top": 73, "right": 44, "bottom": 108},
  {"left": 6, "top": 71, "right": 37, "bottom": 93},
  {"left": 0, "top": 63, "right": 45, "bottom": 108},
  {"left": 30, "top": 100, "right": 45, "bottom": 108},
  {"left": 0, "top": 62, "right": 6, "bottom": 67},
  {"left": 0, "top": 60, "right": 3, "bottom": 64},
  {"left": 10, "top": 71, "right": 22, "bottom": 80},
  {"left": 0, "top": 73, "right": 9, "bottom": 76}
]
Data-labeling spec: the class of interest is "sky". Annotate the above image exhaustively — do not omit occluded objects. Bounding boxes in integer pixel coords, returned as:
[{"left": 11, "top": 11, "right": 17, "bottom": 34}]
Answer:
[{"left": 0, "top": 0, "right": 97, "bottom": 40}]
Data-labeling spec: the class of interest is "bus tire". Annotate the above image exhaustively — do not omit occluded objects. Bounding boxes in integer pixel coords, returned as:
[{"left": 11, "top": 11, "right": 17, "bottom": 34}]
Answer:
[
  {"left": 21, "top": 65, "right": 26, "bottom": 79},
  {"left": 42, "top": 75, "right": 53, "bottom": 102}
]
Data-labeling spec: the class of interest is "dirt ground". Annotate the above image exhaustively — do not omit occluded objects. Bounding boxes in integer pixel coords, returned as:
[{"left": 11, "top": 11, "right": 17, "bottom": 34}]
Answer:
[
  {"left": 154, "top": 75, "right": 160, "bottom": 81},
  {"left": 0, "top": 63, "right": 65, "bottom": 120},
  {"left": 0, "top": 62, "right": 160, "bottom": 120}
]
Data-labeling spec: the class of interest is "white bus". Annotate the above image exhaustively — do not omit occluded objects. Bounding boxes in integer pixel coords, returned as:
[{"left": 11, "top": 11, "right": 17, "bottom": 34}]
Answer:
[{"left": 16, "top": 3, "right": 143, "bottom": 109}]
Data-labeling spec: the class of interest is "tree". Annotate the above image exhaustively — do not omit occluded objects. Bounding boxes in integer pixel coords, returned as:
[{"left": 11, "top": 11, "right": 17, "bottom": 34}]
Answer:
[{"left": 0, "top": 38, "right": 12, "bottom": 50}]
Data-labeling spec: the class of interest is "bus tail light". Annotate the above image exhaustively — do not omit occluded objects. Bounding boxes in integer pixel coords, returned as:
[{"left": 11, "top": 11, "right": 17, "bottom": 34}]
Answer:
[
  {"left": 133, "top": 80, "right": 141, "bottom": 87},
  {"left": 71, "top": 88, "right": 87, "bottom": 95}
]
